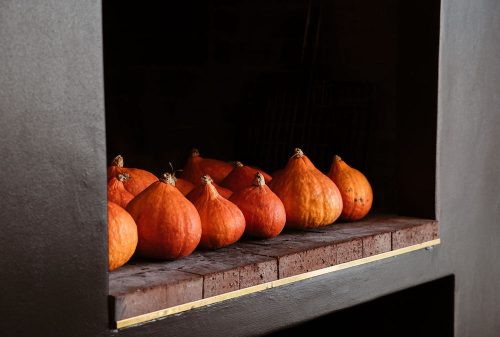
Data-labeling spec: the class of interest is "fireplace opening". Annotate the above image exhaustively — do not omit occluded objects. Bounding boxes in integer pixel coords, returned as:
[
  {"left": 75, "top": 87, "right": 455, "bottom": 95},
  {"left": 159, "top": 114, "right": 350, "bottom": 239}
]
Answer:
[
  {"left": 266, "top": 275, "right": 454, "bottom": 337},
  {"left": 103, "top": 0, "right": 441, "bottom": 328},
  {"left": 103, "top": 0, "right": 439, "bottom": 217}
]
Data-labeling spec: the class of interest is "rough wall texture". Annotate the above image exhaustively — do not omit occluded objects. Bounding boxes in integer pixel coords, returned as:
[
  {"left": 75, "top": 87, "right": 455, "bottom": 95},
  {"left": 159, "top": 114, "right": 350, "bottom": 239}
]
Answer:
[
  {"left": 0, "top": 1, "right": 108, "bottom": 336},
  {"left": 438, "top": 0, "right": 500, "bottom": 335}
]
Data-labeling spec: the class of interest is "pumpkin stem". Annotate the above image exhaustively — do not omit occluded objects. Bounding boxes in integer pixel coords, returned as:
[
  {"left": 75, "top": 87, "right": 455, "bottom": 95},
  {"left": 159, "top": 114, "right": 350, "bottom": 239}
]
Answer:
[
  {"left": 160, "top": 173, "right": 176, "bottom": 186},
  {"left": 234, "top": 161, "right": 244, "bottom": 168},
  {"left": 117, "top": 173, "right": 129, "bottom": 182},
  {"left": 293, "top": 148, "right": 304, "bottom": 158},
  {"left": 168, "top": 162, "right": 183, "bottom": 177},
  {"left": 191, "top": 148, "right": 200, "bottom": 157},
  {"left": 334, "top": 155, "right": 343, "bottom": 162},
  {"left": 201, "top": 175, "right": 213, "bottom": 185},
  {"left": 253, "top": 172, "right": 265, "bottom": 187},
  {"left": 111, "top": 155, "right": 124, "bottom": 167}
]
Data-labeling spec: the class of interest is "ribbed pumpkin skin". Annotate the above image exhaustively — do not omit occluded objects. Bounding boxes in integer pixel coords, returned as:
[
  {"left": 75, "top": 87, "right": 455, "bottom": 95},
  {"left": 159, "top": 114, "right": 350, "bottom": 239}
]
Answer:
[
  {"left": 107, "top": 155, "right": 158, "bottom": 196},
  {"left": 126, "top": 176, "right": 201, "bottom": 259},
  {"left": 108, "top": 202, "right": 138, "bottom": 271},
  {"left": 229, "top": 173, "right": 286, "bottom": 238},
  {"left": 107, "top": 175, "right": 134, "bottom": 208},
  {"left": 189, "top": 176, "right": 245, "bottom": 249},
  {"left": 181, "top": 149, "right": 233, "bottom": 184},
  {"left": 221, "top": 162, "right": 272, "bottom": 192},
  {"left": 269, "top": 149, "right": 343, "bottom": 229},
  {"left": 328, "top": 156, "right": 372, "bottom": 221}
]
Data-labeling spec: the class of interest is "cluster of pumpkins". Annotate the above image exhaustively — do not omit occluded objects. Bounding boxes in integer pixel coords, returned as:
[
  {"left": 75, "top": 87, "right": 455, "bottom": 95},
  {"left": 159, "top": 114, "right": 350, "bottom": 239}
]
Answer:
[{"left": 107, "top": 148, "right": 372, "bottom": 271}]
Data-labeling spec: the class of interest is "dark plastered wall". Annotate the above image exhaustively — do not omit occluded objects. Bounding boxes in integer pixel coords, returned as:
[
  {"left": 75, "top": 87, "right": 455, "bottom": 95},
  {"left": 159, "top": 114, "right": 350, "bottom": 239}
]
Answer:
[
  {"left": 437, "top": 0, "right": 500, "bottom": 334},
  {"left": 0, "top": 1, "right": 108, "bottom": 337},
  {"left": 0, "top": 1, "right": 499, "bottom": 337}
]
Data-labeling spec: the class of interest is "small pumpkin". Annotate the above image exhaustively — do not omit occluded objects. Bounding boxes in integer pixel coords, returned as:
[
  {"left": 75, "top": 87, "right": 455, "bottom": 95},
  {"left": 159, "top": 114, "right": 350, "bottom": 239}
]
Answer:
[
  {"left": 126, "top": 173, "right": 202, "bottom": 259},
  {"left": 108, "top": 201, "right": 138, "bottom": 271},
  {"left": 269, "top": 148, "right": 343, "bottom": 229},
  {"left": 229, "top": 172, "right": 286, "bottom": 238},
  {"left": 328, "top": 155, "right": 373, "bottom": 221},
  {"left": 181, "top": 148, "right": 233, "bottom": 184},
  {"left": 107, "top": 173, "right": 135, "bottom": 208},
  {"left": 189, "top": 175, "right": 245, "bottom": 249},
  {"left": 221, "top": 161, "right": 272, "bottom": 192},
  {"left": 107, "top": 155, "right": 158, "bottom": 196}
]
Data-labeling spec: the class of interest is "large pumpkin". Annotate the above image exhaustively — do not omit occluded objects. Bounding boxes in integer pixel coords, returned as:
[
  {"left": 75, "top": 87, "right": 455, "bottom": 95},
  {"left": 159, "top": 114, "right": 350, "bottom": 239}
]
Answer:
[
  {"left": 328, "top": 155, "right": 372, "bottom": 221},
  {"left": 108, "top": 202, "right": 138, "bottom": 271},
  {"left": 107, "top": 155, "right": 158, "bottom": 196},
  {"left": 269, "top": 148, "right": 343, "bottom": 229},
  {"left": 126, "top": 173, "right": 201, "bottom": 259}
]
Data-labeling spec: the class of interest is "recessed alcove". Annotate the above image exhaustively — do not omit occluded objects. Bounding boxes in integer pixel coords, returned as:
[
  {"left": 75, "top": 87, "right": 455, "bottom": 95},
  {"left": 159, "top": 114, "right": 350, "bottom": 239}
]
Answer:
[{"left": 103, "top": 0, "right": 440, "bottom": 329}]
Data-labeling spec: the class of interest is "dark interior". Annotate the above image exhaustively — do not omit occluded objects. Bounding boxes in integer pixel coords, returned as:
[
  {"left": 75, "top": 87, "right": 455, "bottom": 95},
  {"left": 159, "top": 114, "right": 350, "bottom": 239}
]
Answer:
[
  {"left": 104, "top": 0, "right": 439, "bottom": 216},
  {"left": 267, "top": 275, "right": 454, "bottom": 336}
]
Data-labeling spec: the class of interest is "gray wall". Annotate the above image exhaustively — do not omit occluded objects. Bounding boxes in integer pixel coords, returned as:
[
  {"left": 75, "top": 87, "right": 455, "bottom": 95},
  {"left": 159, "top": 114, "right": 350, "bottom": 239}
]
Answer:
[
  {"left": 438, "top": 0, "right": 500, "bottom": 334},
  {"left": 0, "top": 0, "right": 499, "bottom": 336},
  {"left": 0, "top": 1, "right": 108, "bottom": 336}
]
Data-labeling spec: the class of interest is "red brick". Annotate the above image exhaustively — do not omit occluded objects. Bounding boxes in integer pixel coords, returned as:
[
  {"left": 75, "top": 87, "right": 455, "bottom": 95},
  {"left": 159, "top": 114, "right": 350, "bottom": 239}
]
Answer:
[
  {"left": 159, "top": 248, "right": 278, "bottom": 297},
  {"left": 237, "top": 235, "right": 338, "bottom": 279},
  {"left": 392, "top": 221, "right": 438, "bottom": 250},
  {"left": 203, "top": 269, "right": 240, "bottom": 297},
  {"left": 278, "top": 245, "right": 336, "bottom": 278},
  {"left": 336, "top": 239, "right": 363, "bottom": 264},
  {"left": 362, "top": 233, "right": 391, "bottom": 257},
  {"left": 109, "top": 265, "right": 203, "bottom": 321},
  {"left": 108, "top": 215, "right": 440, "bottom": 323}
]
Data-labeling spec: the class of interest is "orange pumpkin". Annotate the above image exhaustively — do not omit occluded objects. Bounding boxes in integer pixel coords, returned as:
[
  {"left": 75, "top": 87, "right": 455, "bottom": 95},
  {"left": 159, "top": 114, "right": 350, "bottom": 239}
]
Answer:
[
  {"left": 107, "top": 155, "right": 158, "bottom": 196},
  {"left": 269, "top": 148, "right": 343, "bottom": 229},
  {"left": 181, "top": 148, "right": 233, "bottom": 184},
  {"left": 328, "top": 155, "right": 372, "bottom": 221},
  {"left": 126, "top": 173, "right": 201, "bottom": 259},
  {"left": 229, "top": 172, "right": 286, "bottom": 238},
  {"left": 249, "top": 166, "right": 273, "bottom": 182},
  {"left": 221, "top": 161, "right": 272, "bottom": 192},
  {"left": 187, "top": 180, "right": 233, "bottom": 200},
  {"left": 174, "top": 176, "right": 195, "bottom": 196},
  {"left": 189, "top": 175, "right": 245, "bottom": 249},
  {"left": 108, "top": 201, "right": 138, "bottom": 271},
  {"left": 107, "top": 173, "right": 134, "bottom": 208}
]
